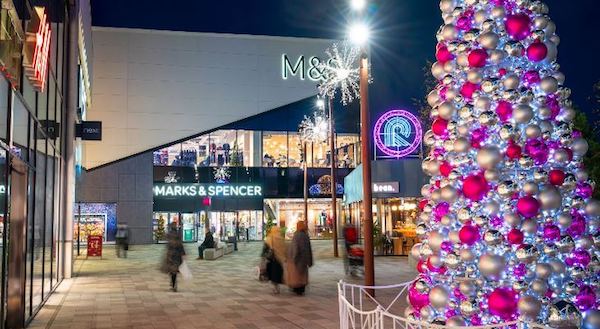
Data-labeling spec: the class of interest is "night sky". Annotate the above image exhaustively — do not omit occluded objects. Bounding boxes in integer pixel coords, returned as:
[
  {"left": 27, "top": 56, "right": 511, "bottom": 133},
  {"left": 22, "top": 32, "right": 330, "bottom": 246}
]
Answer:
[{"left": 90, "top": 0, "right": 600, "bottom": 128}]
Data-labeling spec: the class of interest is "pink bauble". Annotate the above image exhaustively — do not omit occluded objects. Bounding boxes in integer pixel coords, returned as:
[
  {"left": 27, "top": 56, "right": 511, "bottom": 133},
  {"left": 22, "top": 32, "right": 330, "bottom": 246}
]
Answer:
[
  {"left": 462, "top": 174, "right": 489, "bottom": 201},
  {"left": 495, "top": 100, "right": 513, "bottom": 122},
  {"left": 408, "top": 285, "right": 430, "bottom": 311},
  {"left": 574, "top": 285, "right": 596, "bottom": 311},
  {"left": 543, "top": 224, "right": 561, "bottom": 241},
  {"left": 416, "top": 259, "right": 426, "bottom": 273},
  {"left": 432, "top": 118, "right": 448, "bottom": 136},
  {"left": 471, "top": 128, "right": 487, "bottom": 149},
  {"left": 459, "top": 224, "right": 480, "bottom": 245},
  {"left": 506, "top": 142, "right": 522, "bottom": 160},
  {"left": 575, "top": 183, "right": 594, "bottom": 199},
  {"left": 517, "top": 196, "right": 540, "bottom": 218},
  {"left": 418, "top": 199, "right": 428, "bottom": 211},
  {"left": 439, "top": 161, "right": 453, "bottom": 177},
  {"left": 468, "top": 49, "right": 488, "bottom": 68},
  {"left": 460, "top": 81, "right": 480, "bottom": 100},
  {"left": 505, "top": 14, "right": 531, "bottom": 41},
  {"left": 527, "top": 42, "right": 548, "bottom": 62},
  {"left": 436, "top": 44, "right": 454, "bottom": 63},
  {"left": 507, "top": 229, "right": 524, "bottom": 245},
  {"left": 488, "top": 288, "right": 518, "bottom": 320},
  {"left": 426, "top": 256, "right": 447, "bottom": 274},
  {"left": 548, "top": 169, "right": 565, "bottom": 186}
]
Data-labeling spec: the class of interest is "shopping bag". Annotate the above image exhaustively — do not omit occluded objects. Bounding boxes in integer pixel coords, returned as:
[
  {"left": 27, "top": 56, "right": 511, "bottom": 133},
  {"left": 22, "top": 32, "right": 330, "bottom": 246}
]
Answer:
[{"left": 179, "top": 260, "right": 192, "bottom": 280}]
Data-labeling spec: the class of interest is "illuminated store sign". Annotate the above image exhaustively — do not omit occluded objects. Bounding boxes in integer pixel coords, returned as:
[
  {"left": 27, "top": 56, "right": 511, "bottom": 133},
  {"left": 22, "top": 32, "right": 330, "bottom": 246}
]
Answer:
[
  {"left": 281, "top": 54, "right": 331, "bottom": 81},
  {"left": 23, "top": 7, "right": 51, "bottom": 92},
  {"left": 373, "top": 182, "right": 399, "bottom": 194},
  {"left": 153, "top": 183, "right": 263, "bottom": 198},
  {"left": 373, "top": 109, "right": 422, "bottom": 158}
]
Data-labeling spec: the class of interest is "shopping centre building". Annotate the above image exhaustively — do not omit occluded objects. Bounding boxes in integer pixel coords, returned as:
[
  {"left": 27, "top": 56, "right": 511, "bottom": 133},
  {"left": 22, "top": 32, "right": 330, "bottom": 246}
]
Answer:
[
  {"left": 0, "top": 0, "right": 92, "bottom": 327},
  {"left": 74, "top": 25, "right": 427, "bottom": 250}
]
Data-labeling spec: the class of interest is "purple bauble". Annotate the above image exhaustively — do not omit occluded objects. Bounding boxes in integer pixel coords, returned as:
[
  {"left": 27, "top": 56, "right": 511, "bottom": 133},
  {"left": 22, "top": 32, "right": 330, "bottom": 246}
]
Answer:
[
  {"left": 576, "top": 183, "right": 594, "bottom": 199},
  {"left": 543, "top": 224, "right": 561, "bottom": 241},
  {"left": 525, "top": 138, "right": 549, "bottom": 164},
  {"left": 434, "top": 202, "right": 450, "bottom": 221},
  {"left": 523, "top": 70, "right": 541, "bottom": 86},
  {"left": 575, "top": 285, "right": 596, "bottom": 311},
  {"left": 571, "top": 248, "right": 591, "bottom": 267},
  {"left": 567, "top": 214, "right": 587, "bottom": 238}
]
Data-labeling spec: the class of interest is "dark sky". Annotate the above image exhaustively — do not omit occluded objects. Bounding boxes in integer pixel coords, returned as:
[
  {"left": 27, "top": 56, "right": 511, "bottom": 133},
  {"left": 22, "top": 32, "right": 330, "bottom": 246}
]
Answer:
[{"left": 90, "top": 0, "right": 600, "bottom": 126}]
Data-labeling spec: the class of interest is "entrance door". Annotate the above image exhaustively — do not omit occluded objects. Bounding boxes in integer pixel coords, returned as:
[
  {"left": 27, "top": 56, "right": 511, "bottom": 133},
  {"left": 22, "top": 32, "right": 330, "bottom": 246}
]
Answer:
[{"left": 6, "top": 158, "right": 28, "bottom": 329}]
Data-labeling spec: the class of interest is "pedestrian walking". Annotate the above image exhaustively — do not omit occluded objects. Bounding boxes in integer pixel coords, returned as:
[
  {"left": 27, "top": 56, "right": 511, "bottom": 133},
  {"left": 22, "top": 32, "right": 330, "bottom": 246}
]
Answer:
[
  {"left": 262, "top": 226, "right": 287, "bottom": 294},
  {"left": 197, "top": 231, "right": 215, "bottom": 259},
  {"left": 286, "top": 221, "right": 313, "bottom": 295},
  {"left": 161, "top": 224, "right": 186, "bottom": 292},
  {"left": 115, "top": 223, "right": 129, "bottom": 258}
]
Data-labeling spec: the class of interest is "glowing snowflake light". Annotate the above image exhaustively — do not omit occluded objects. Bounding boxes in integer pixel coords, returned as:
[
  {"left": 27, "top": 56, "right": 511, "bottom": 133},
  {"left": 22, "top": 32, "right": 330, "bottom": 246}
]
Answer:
[
  {"left": 299, "top": 112, "right": 329, "bottom": 143},
  {"left": 213, "top": 167, "right": 230, "bottom": 183},
  {"left": 318, "top": 42, "right": 363, "bottom": 105}
]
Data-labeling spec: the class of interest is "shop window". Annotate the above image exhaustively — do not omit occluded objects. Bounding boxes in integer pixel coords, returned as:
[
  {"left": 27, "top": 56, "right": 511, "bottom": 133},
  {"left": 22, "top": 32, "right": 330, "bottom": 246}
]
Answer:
[
  {"left": 262, "top": 132, "right": 288, "bottom": 167},
  {"left": 0, "top": 4, "right": 23, "bottom": 88},
  {"left": 73, "top": 203, "right": 117, "bottom": 246},
  {"left": 311, "top": 141, "right": 330, "bottom": 168},
  {"left": 336, "top": 134, "right": 359, "bottom": 168},
  {"left": 209, "top": 130, "right": 238, "bottom": 167},
  {"left": 288, "top": 133, "right": 302, "bottom": 167},
  {"left": 235, "top": 130, "right": 257, "bottom": 167},
  {"left": 0, "top": 76, "right": 8, "bottom": 140}
]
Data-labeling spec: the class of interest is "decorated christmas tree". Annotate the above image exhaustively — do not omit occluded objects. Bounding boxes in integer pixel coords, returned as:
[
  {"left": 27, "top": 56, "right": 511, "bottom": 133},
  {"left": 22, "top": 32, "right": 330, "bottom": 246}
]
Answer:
[{"left": 409, "top": 0, "right": 599, "bottom": 327}]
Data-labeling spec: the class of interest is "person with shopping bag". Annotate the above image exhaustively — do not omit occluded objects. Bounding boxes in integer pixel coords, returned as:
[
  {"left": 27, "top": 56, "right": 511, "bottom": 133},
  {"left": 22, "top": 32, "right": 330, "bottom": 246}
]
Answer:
[
  {"left": 261, "top": 226, "right": 287, "bottom": 294},
  {"left": 161, "top": 224, "right": 186, "bottom": 292}
]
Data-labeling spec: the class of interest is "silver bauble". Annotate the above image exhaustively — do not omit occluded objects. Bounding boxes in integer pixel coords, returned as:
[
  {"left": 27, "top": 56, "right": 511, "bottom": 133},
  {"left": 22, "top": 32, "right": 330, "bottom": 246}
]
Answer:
[
  {"left": 505, "top": 41, "right": 524, "bottom": 57},
  {"left": 491, "top": 6, "right": 505, "bottom": 19},
  {"left": 460, "top": 248, "right": 476, "bottom": 262},
  {"left": 541, "top": 76, "right": 559, "bottom": 94},
  {"left": 483, "top": 230, "right": 503, "bottom": 245},
  {"left": 438, "top": 102, "right": 455, "bottom": 120},
  {"left": 445, "top": 252, "right": 460, "bottom": 269},
  {"left": 441, "top": 215, "right": 453, "bottom": 226},
  {"left": 411, "top": 243, "right": 422, "bottom": 260},
  {"left": 446, "top": 316, "right": 467, "bottom": 327},
  {"left": 429, "top": 286, "right": 450, "bottom": 309},
  {"left": 564, "top": 281, "right": 580, "bottom": 296},
  {"left": 467, "top": 69, "right": 483, "bottom": 84},
  {"left": 535, "top": 263, "right": 553, "bottom": 280},
  {"left": 427, "top": 91, "right": 442, "bottom": 107},
  {"left": 499, "top": 124, "right": 516, "bottom": 140},
  {"left": 534, "top": 16, "right": 549, "bottom": 29},
  {"left": 429, "top": 254, "right": 443, "bottom": 268},
  {"left": 428, "top": 231, "right": 444, "bottom": 252},
  {"left": 556, "top": 235, "right": 575, "bottom": 253},
  {"left": 523, "top": 182, "right": 540, "bottom": 195},
  {"left": 522, "top": 218, "right": 538, "bottom": 234},
  {"left": 518, "top": 295, "right": 542, "bottom": 320},
  {"left": 586, "top": 200, "right": 600, "bottom": 217},
  {"left": 498, "top": 180, "right": 517, "bottom": 197},
  {"left": 454, "top": 137, "right": 471, "bottom": 153},
  {"left": 459, "top": 280, "right": 477, "bottom": 297},
  {"left": 571, "top": 138, "right": 589, "bottom": 157},
  {"left": 533, "top": 168, "right": 548, "bottom": 183},
  {"left": 548, "top": 259, "right": 566, "bottom": 275},
  {"left": 569, "top": 266, "right": 585, "bottom": 280},
  {"left": 448, "top": 230, "right": 460, "bottom": 244},
  {"left": 415, "top": 278, "right": 430, "bottom": 294},
  {"left": 474, "top": 96, "right": 491, "bottom": 111},
  {"left": 432, "top": 62, "right": 446, "bottom": 80},
  {"left": 441, "top": 186, "right": 458, "bottom": 201},
  {"left": 477, "top": 146, "right": 501, "bottom": 170},
  {"left": 460, "top": 299, "right": 479, "bottom": 316},
  {"left": 439, "top": 0, "right": 456, "bottom": 13},
  {"left": 538, "top": 106, "right": 553, "bottom": 120},
  {"left": 547, "top": 301, "right": 582, "bottom": 328},
  {"left": 575, "top": 169, "right": 589, "bottom": 182},
  {"left": 478, "top": 253, "right": 505, "bottom": 279},
  {"left": 440, "top": 24, "right": 458, "bottom": 41},
  {"left": 504, "top": 212, "right": 521, "bottom": 227},
  {"left": 576, "top": 236, "right": 594, "bottom": 249},
  {"left": 559, "top": 107, "right": 576, "bottom": 122},
  {"left": 553, "top": 148, "right": 570, "bottom": 164},
  {"left": 582, "top": 310, "right": 600, "bottom": 329},
  {"left": 539, "top": 186, "right": 562, "bottom": 210},
  {"left": 420, "top": 305, "right": 436, "bottom": 322},
  {"left": 531, "top": 279, "right": 549, "bottom": 295},
  {"left": 513, "top": 280, "right": 529, "bottom": 292},
  {"left": 421, "top": 185, "right": 432, "bottom": 198},
  {"left": 513, "top": 104, "right": 534, "bottom": 123},
  {"left": 525, "top": 124, "right": 542, "bottom": 138},
  {"left": 546, "top": 41, "right": 558, "bottom": 62},
  {"left": 489, "top": 49, "right": 506, "bottom": 64},
  {"left": 478, "top": 32, "right": 499, "bottom": 49},
  {"left": 516, "top": 244, "right": 538, "bottom": 263},
  {"left": 503, "top": 74, "right": 520, "bottom": 90},
  {"left": 456, "top": 53, "right": 469, "bottom": 67}
]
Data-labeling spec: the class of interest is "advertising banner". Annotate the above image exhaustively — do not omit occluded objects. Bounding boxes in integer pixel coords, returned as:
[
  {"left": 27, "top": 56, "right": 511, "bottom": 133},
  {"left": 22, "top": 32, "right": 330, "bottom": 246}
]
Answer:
[{"left": 86, "top": 235, "right": 103, "bottom": 258}]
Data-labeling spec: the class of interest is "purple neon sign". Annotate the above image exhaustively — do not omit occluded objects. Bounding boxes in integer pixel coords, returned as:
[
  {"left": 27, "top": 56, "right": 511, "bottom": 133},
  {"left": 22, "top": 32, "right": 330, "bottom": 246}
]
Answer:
[{"left": 373, "top": 109, "right": 422, "bottom": 158}]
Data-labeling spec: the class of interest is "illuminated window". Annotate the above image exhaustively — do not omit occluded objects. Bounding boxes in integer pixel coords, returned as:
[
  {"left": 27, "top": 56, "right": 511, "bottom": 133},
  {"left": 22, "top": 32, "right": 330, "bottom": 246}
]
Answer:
[{"left": 262, "top": 132, "right": 288, "bottom": 167}]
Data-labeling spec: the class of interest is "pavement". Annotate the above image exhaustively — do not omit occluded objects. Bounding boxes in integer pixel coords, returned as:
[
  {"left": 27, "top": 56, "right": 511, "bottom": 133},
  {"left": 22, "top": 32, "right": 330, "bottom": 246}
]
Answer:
[{"left": 28, "top": 240, "right": 417, "bottom": 329}]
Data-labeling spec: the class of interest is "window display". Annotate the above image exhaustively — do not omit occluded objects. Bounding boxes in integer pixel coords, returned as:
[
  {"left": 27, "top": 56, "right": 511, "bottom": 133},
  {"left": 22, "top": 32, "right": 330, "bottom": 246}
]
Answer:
[
  {"left": 73, "top": 203, "right": 117, "bottom": 243},
  {"left": 262, "top": 132, "right": 287, "bottom": 167},
  {"left": 271, "top": 199, "right": 337, "bottom": 239},
  {"left": 74, "top": 214, "right": 106, "bottom": 243}
]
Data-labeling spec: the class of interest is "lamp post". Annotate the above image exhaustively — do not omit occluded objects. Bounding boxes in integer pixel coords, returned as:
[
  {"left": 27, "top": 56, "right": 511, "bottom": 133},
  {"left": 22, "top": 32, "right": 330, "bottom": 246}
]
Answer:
[
  {"left": 303, "top": 141, "right": 308, "bottom": 225},
  {"left": 328, "top": 97, "right": 339, "bottom": 257}
]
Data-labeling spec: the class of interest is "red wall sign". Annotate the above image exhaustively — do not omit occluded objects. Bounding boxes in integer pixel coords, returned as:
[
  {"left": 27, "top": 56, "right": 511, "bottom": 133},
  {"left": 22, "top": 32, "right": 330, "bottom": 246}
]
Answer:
[
  {"left": 24, "top": 7, "right": 51, "bottom": 92},
  {"left": 86, "top": 235, "right": 103, "bottom": 257}
]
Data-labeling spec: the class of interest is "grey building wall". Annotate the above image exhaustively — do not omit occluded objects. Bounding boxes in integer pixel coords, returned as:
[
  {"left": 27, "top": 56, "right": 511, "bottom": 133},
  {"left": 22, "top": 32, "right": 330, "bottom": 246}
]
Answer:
[{"left": 75, "top": 152, "right": 154, "bottom": 244}]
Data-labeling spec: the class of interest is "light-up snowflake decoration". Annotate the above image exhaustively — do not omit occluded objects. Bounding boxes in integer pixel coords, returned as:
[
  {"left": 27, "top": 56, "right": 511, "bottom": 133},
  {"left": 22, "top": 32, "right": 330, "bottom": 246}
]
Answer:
[
  {"left": 299, "top": 111, "right": 329, "bottom": 143},
  {"left": 318, "top": 42, "right": 364, "bottom": 105},
  {"left": 213, "top": 167, "right": 230, "bottom": 184}
]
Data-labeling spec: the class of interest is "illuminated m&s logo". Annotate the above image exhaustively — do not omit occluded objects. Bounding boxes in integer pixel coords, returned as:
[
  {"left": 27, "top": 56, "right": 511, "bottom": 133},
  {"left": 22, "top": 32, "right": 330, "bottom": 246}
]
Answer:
[
  {"left": 373, "top": 110, "right": 422, "bottom": 158},
  {"left": 281, "top": 54, "right": 332, "bottom": 82}
]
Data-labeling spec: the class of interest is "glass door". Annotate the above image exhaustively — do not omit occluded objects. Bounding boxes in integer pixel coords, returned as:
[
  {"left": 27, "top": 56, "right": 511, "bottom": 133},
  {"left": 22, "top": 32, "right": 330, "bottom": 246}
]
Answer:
[{"left": 181, "top": 213, "right": 197, "bottom": 242}]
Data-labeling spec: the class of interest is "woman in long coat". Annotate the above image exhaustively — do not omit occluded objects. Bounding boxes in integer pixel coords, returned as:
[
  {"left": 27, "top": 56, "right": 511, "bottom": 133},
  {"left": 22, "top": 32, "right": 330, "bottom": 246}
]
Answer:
[
  {"left": 163, "top": 227, "right": 185, "bottom": 292},
  {"left": 262, "top": 226, "right": 287, "bottom": 294},
  {"left": 286, "top": 221, "right": 313, "bottom": 295}
]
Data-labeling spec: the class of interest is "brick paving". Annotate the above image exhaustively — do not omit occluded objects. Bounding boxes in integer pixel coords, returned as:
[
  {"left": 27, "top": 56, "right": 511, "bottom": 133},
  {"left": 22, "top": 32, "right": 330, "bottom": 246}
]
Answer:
[{"left": 29, "top": 241, "right": 417, "bottom": 329}]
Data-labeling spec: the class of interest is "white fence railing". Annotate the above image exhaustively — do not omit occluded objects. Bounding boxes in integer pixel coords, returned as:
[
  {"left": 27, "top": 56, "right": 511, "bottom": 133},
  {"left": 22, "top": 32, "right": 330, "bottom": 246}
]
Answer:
[{"left": 338, "top": 280, "right": 552, "bottom": 329}]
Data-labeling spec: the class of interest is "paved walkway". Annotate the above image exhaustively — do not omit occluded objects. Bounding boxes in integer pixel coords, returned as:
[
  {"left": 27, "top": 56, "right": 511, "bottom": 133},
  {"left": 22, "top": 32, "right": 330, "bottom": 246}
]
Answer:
[{"left": 29, "top": 241, "right": 417, "bottom": 329}]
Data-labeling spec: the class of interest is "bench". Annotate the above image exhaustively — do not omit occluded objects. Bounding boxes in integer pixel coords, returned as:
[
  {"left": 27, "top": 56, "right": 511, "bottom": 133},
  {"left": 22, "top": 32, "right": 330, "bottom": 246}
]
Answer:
[{"left": 203, "top": 243, "right": 234, "bottom": 260}]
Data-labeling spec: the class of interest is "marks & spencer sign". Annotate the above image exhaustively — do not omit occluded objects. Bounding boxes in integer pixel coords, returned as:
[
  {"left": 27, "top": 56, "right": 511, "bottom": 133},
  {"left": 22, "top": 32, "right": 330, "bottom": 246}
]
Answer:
[{"left": 153, "top": 183, "right": 263, "bottom": 198}]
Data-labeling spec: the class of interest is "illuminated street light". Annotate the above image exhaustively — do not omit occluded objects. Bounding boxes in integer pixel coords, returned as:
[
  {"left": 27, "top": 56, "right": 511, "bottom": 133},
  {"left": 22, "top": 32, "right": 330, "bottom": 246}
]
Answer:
[
  {"left": 348, "top": 22, "right": 370, "bottom": 46},
  {"left": 350, "top": 0, "right": 366, "bottom": 11},
  {"left": 316, "top": 98, "right": 325, "bottom": 109}
]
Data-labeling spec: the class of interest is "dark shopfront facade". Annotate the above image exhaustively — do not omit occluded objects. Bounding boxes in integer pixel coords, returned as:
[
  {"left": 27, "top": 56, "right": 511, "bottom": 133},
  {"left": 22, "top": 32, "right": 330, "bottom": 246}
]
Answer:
[{"left": 152, "top": 165, "right": 351, "bottom": 243}]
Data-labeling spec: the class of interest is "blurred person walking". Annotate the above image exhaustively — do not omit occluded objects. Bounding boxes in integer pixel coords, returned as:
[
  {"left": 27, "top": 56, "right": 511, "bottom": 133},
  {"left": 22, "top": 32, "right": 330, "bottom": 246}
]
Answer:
[
  {"left": 115, "top": 223, "right": 130, "bottom": 258},
  {"left": 161, "top": 224, "right": 186, "bottom": 292},
  {"left": 286, "top": 221, "right": 313, "bottom": 295},
  {"left": 262, "top": 226, "right": 287, "bottom": 294}
]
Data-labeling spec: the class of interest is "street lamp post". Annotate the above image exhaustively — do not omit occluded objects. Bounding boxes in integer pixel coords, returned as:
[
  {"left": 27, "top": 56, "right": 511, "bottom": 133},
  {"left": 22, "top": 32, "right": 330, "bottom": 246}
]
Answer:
[
  {"left": 358, "top": 54, "right": 374, "bottom": 293},
  {"left": 328, "top": 97, "right": 339, "bottom": 258},
  {"left": 303, "top": 142, "right": 308, "bottom": 225}
]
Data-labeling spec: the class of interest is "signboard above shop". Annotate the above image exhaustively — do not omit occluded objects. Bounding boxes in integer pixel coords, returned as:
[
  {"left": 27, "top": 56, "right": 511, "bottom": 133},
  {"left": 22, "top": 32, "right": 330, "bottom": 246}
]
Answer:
[
  {"left": 154, "top": 183, "right": 263, "bottom": 198},
  {"left": 76, "top": 121, "right": 102, "bottom": 140},
  {"left": 373, "top": 109, "right": 422, "bottom": 159},
  {"left": 373, "top": 182, "right": 399, "bottom": 194},
  {"left": 23, "top": 6, "right": 51, "bottom": 92}
]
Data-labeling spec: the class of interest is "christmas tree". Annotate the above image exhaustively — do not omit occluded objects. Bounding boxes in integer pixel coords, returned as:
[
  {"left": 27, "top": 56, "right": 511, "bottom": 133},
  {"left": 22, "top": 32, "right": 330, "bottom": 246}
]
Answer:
[{"left": 409, "top": 0, "right": 599, "bottom": 327}]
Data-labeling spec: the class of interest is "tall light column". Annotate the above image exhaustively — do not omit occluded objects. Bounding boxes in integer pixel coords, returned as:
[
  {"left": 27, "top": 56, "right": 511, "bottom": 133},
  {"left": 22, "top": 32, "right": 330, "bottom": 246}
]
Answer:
[
  {"left": 328, "top": 97, "right": 339, "bottom": 257},
  {"left": 359, "top": 54, "right": 374, "bottom": 292},
  {"left": 303, "top": 142, "right": 308, "bottom": 225}
]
